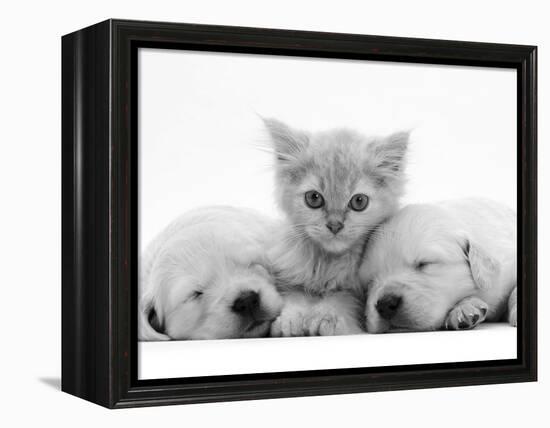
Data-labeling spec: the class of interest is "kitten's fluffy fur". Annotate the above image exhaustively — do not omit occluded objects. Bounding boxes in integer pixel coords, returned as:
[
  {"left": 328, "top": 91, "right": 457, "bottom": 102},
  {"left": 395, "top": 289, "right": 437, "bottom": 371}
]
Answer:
[{"left": 264, "top": 119, "right": 409, "bottom": 336}]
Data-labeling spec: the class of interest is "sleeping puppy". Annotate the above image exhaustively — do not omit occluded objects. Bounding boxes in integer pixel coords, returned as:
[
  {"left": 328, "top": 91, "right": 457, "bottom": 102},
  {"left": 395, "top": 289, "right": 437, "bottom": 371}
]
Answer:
[
  {"left": 360, "top": 199, "right": 516, "bottom": 333},
  {"left": 139, "top": 206, "right": 283, "bottom": 341}
]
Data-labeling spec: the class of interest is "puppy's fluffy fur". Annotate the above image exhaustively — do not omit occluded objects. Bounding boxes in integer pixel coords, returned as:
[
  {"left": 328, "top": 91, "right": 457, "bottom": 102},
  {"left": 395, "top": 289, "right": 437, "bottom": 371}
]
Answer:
[
  {"left": 139, "top": 206, "right": 283, "bottom": 341},
  {"left": 264, "top": 119, "right": 409, "bottom": 336},
  {"left": 360, "top": 199, "right": 517, "bottom": 333}
]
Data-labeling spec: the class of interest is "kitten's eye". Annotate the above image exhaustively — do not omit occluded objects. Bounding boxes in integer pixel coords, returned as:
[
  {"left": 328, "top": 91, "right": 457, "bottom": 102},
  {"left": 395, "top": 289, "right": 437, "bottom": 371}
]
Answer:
[
  {"left": 415, "top": 261, "right": 434, "bottom": 271},
  {"left": 349, "top": 194, "right": 369, "bottom": 211},
  {"left": 304, "top": 190, "right": 325, "bottom": 209}
]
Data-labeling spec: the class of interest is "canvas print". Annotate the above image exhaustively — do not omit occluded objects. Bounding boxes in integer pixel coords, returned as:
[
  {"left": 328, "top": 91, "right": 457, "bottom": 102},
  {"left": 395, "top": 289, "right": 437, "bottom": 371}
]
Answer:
[{"left": 137, "top": 48, "right": 517, "bottom": 379}]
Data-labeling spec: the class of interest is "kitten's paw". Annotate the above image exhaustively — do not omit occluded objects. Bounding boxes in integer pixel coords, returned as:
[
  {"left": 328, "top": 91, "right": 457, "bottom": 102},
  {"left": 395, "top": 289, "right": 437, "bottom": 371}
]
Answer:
[
  {"left": 445, "top": 297, "right": 488, "bottom": 330},
  {"left": 304, "top": 311, "right": 358, "bottom": 336},
  {"left": 270, "top": 309, "right": 307, "bottom": 337},
  {"left": 324, "top": 279, "right": 340, "bottom": 293},
  {"left": 304, "top": 312, "right": 338, "bottom": 336}
]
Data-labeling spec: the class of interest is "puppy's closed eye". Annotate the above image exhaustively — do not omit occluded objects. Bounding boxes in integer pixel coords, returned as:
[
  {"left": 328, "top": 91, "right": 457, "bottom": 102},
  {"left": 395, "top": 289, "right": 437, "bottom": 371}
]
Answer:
[
  {"left": 177, "top": 290, "right": 204, "bottom": 308},
  {"left": 191, "top": 290, "right": 203, "bottom": 300},
  {"left": 415, "top": 260, "right": 437, "bottom": 271}
]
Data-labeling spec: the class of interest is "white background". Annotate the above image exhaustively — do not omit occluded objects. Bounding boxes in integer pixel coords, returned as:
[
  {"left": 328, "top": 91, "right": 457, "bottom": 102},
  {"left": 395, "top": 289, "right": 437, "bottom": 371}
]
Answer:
[
  {"left": 140, "top": 49, "right": 516, "bottom": 245},
  {"left": 0, "top": 0, "right": 547, "bottom": 426},
  {"left": 138, "top": 49, "right": 517, "bottom": 378}
]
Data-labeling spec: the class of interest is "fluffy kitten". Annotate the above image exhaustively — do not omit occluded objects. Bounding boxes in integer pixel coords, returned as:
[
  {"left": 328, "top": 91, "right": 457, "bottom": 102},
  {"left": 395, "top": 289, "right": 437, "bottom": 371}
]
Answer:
[{"left": 264, "top": 118, "right": 409, "bottom": 336}]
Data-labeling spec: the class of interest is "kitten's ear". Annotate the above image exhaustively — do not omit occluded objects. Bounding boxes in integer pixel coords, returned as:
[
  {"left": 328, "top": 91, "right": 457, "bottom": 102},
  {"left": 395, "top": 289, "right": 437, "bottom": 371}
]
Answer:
[
  {"left": 371, "top": 131, "right": 410, "bottom": 184},
  {"left": 262, "top": 118, "right": 308, "bottom": 162}
]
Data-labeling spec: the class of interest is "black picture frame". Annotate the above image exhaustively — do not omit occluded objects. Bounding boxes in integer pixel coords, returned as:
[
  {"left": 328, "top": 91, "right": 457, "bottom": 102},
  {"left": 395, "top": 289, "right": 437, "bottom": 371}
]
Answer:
[{"left": 61, "top": 19, "right": 537, "bottom": 408}]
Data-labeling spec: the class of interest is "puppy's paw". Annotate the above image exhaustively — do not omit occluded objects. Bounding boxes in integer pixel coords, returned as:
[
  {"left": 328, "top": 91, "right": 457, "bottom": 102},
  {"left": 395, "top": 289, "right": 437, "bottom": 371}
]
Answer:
[
  {"left": 508, "top": 307, "right": 517, "bottom": 327},
  {"left": 445, "top": 297, "right": 488, "bottom": 330},
  {"left": 507, "top": 286, "right": 517, "bottom": 327},
  {"left": 270, "top": 309, "right": 307, "bottom": 337}
]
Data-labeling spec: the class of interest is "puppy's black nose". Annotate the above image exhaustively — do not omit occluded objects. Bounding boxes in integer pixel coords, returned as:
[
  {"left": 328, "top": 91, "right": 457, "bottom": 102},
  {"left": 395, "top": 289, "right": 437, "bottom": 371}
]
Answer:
[
  {"left": 376, "top": 294, "right": 402, "bottom": 320},
  {"left": 232, "top": 291, "right": 260, "bottom": 315},
  {"left": 326, "top": 220, "right": 344, "bottom": 234}
]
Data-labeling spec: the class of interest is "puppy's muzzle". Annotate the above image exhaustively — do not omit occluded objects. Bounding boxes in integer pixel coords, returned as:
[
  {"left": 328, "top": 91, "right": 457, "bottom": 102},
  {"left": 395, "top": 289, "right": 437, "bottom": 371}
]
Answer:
[
  {"left": 232, "top": 290, "right": 260, "bottom": 316},
  {"left": 232, "top": 290, "right": 276, "bottom": 333},
  {"left": 375, "top": 293, "right": 402, "bottom": 320}
]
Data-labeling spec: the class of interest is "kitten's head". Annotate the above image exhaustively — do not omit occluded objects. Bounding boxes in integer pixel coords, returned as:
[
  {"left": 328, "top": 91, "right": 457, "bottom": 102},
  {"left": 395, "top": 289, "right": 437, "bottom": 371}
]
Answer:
[{"left": 264, "top": 118, "right": 409, "bottom": 254}]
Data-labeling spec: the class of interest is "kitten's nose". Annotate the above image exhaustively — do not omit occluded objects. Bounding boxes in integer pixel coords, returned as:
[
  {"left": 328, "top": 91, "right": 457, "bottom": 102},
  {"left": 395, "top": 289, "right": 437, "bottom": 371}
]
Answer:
[
  {"left": 232, "top": 291, "right": 260, "bottom": 316},
  {"left": 326, "top": 220, "right": 344, "bottom": 234},
  {"left": 376, "top": 294, "right": 402, "bottom": 320}
]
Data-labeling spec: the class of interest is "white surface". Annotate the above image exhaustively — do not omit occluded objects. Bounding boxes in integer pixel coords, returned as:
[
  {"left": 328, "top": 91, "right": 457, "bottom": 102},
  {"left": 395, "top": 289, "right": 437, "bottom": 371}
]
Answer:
[
  {"left": 0, "top": 1, "right": 548, "bottom": 427},
  {"left": 139, "top": 324, "right": 516, "bottom": 379}
]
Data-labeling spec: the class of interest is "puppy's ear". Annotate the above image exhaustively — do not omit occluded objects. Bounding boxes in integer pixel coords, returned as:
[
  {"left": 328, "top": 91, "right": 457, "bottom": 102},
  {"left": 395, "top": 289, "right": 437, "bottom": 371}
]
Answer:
[
  {"left": 370, "top": 131, "right": 410, "bottom": 185},
  {"left": 138, "top": 295, "right": 171, "bottom": 341},
  {"left": 463, "top": 239, "right": 501, "bottom": 290},
  {"left": 248, "top": 253, "right": 275, "bottom": 278},
  {"left": 262, "top": 118, "right": 308, "bottom": 163}
]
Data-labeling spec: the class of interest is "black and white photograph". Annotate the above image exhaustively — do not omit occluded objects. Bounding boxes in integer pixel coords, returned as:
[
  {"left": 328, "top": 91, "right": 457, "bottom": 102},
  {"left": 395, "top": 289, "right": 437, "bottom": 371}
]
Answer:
[
  {"left": 137, "top": 48, "right": 518, "bottom": 379},
  {"left": 3, "top": 0, "right": 546, "bottom": 423}
]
